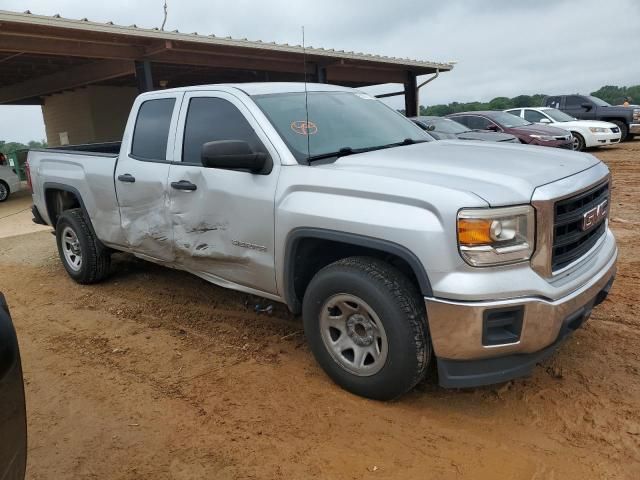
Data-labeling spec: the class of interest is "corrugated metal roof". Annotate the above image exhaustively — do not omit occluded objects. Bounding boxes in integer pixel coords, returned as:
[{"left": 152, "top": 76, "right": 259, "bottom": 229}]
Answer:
[{"left": 0, "top": 9, "right": 453, "bottom": 71}]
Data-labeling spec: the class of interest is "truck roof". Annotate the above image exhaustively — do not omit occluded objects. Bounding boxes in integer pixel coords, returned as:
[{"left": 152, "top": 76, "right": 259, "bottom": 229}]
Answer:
[{"left": 139, "top": 82, "right": 353, "bottom": 98}]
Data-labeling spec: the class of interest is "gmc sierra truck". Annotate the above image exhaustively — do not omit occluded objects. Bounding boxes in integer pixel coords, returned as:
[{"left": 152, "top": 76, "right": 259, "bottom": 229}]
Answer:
[
  {"left": 27, "top": 83, "right": 617, "bottom": 400},
  {"left": 544, "top": 94, "right": 640, "bottom": 141}
]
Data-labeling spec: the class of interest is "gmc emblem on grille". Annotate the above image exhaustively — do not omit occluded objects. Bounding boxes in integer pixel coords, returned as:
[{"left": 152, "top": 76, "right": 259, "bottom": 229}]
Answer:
[{"left": 582, "top": 199, "right": 608, "bottom": 231}]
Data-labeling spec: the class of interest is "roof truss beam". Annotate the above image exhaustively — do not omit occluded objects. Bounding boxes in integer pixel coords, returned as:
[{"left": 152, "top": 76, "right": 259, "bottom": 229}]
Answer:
[{"left": 0, "top": 59, "right": 134, "bottom": 103}]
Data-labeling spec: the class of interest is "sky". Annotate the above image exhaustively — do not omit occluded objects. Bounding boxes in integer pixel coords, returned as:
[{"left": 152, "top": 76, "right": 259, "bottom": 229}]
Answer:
[{"left": 1, "top": 0, "right": 639, "bottom": 143}]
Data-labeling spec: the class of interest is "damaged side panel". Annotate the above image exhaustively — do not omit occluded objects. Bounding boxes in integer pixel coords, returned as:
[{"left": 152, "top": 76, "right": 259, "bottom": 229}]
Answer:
[
  {"left": 167, "top": 164, "right": 279, "bottom": 294},
  {"left": 115, "top": 161, "right": 175, "bottom": 262}
]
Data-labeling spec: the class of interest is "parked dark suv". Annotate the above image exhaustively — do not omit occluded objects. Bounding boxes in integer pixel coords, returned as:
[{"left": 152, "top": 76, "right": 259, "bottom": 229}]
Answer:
[
  {"left": 544, "top": 95, "right": 640, "bottom": 141},
  {"left": 447, "top": 111, "right": 574, "bottom": 149},
  {"left": 0, "top": 293, "right": 27, "bottom": 480}
]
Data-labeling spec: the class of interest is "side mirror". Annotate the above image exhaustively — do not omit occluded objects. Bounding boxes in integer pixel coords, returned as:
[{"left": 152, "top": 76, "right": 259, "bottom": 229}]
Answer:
[
  {"left": 539, "top": 118, "right": 551, "bottom": 124},
  {"left": 201, "top": 140, "right": 268, "bottom": 173},
  {"left": 486, "top": 124, "right": 499, "bottom": 132},
  {"left": 581, "top": 102, "right": 592, "bottom": 111}
]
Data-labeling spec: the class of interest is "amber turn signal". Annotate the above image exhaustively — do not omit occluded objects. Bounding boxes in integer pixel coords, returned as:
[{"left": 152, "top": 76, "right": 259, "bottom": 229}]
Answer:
[{"left": 458, "top": 218, "right": 493, "bottom": 245}]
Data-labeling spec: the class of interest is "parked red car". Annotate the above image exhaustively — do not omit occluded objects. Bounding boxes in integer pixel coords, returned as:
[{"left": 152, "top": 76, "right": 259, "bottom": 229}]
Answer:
[{"left": 447, "top": 111, "right": 574, "bottom": 149}]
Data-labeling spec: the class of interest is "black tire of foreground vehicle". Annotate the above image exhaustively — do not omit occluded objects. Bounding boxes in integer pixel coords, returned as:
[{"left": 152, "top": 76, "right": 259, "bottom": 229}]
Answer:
[
  {"left": 55, "top": 208, "right": 111, "bottom": 284},
  {"left": 302, "top": 256, "right": 430, "bottom": 400}
]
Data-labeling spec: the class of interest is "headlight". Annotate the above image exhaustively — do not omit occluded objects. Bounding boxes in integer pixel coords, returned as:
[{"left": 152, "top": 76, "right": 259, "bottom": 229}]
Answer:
[
  {"left": 457, "top": 206, "right": 535, "bottom": 266},
  {"left": 589, "top": 127, "right": 607, "bottom": 133},
  {"left": 529, "top": 134, "right": 555, "bottom": 141},
  {"left": 633, "top": 108, "right": 640, "bottom": 122}
]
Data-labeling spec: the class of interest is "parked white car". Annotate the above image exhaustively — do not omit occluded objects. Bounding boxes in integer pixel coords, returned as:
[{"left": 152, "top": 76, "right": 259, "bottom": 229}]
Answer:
[
  {"left": 505, "top": 107, "right": 621, "bottom": 151},
  {"left": 0, "top": 164, "right": 21, "bottom": 202}
]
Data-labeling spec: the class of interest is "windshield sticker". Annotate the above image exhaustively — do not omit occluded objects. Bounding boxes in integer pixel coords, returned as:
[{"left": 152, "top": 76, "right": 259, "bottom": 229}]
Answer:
[{"left": 291, "top": 120, "right": 318, "bottom": 136}]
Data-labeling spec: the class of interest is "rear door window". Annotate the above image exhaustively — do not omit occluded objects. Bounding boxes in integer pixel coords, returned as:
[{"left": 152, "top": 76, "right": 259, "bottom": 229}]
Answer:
[
  {"left": 466, "top": 116, "right": 492, "bottom": 130},
  {"left": 131, "top": 98, "right": 176, "bottom": 160},
  {"left": 452, "top": 116, "right": 470, "bottom": 127},
  {"left": 524, "top": 110, "right": 548, "bottom": 123},
  {"left": 565, "top": 96, "right": 585, "bottom": 108}
]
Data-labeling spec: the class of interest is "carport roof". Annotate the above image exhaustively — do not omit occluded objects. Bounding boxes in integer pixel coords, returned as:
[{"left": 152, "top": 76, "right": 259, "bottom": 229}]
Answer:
[{"left": 0, "top": 9, "right": 453, "bottom": 105}]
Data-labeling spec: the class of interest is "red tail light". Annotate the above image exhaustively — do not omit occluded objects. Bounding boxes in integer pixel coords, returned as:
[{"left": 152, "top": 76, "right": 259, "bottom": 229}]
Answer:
[{"left": 25, "top": 161, "right": 33, "bottom": 192}]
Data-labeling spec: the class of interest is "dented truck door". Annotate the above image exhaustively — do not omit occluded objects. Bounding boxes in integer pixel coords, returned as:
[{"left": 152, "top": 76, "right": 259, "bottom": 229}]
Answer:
[
  {"left": 167, "top": 91, "right": 280, "bottom": 294},
  {"left": 115, "top": 92, "right": 183, "bottom": 262}
]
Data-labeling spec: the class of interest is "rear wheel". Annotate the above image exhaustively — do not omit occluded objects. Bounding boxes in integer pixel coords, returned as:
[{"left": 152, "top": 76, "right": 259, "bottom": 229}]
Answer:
[
  {"left": 302, "top": 256, "right": 430, "bottom": 400},
  {"left": 572, "top": 132, "right": 586, "bottom": 151},
  {"left": 0, "top": 181, "right": 9, "bottom": 202},
  {"left": 56, "top": 209, "right": 111, "bottom": 284},
  {"left": 611, "top": 120, "right": 629, "bottom": 141}
]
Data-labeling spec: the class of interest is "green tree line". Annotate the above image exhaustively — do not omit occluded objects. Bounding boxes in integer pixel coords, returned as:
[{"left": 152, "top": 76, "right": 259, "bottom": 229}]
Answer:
[
  {"left": 0, "top": 140, "right": 47, "bottom": 156},
  {"left": 419, "top": 84, "right": 639, "bottom": 116}
]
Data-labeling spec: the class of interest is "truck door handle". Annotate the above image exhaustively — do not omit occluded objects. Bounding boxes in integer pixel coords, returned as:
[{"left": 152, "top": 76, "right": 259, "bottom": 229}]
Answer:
[
  {"left": 171, "top": 180, "right": 197, "bottom": 191},
  {"left": 117, "top": 174, "right": 136, "bottom": 183}
]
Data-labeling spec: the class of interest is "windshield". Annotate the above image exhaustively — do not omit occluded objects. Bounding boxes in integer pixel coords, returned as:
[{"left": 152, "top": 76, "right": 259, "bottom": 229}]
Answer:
[
  {"left": 544, "top": 108, "right": 576, "bottom": 122},
  {"left": 489, "top": 111, "right": 532, "bottom": 128},
  {"left": 253, "top": 91, "right": 431, "bottom": 163},
  {"left": 588, "top": 96, "right": 611, "bottom": 107},
  {"left": 422, "top": 117, "right": 470, "bottom": 134}
]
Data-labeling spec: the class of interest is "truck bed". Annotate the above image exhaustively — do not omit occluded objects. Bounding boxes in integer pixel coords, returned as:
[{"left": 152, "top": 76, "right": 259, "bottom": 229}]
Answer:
[
  {"left": 45, "top": 141, "right": 122, "bottom": 156},
  {"left": 27, "top": 145, "right": 125, "bottom": 246}
]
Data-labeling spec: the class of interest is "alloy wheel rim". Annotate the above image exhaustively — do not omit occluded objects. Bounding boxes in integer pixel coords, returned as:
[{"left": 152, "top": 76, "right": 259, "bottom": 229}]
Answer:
[
  {"left": 573, "top": 136, "right": 580, "bottom": 150},
  {"left": 61, "top": 226, "right": 82, "bottom": 271},
  {"left": 0, "top": 183, "right": 7, "bottom": 200},
  {"left": 319, "top": 293, "right": 388, "bottom": 377}
]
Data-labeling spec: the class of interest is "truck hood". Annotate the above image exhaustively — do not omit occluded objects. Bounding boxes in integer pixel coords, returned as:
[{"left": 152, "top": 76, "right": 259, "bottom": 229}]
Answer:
[
  {"left": 597, "top": 105, "right": 635, "bottom": 119},
  {"left": 320, "top": 140, "right": 601, "bottom": 205}
]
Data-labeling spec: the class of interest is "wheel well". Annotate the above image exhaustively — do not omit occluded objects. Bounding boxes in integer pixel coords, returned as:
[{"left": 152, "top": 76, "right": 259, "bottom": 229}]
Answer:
[
  {"left": 601, "top": 117, "right": 626, "bottom": 125},
  {"left": 45, "top": 188, "right": 81, "bottom": 226},
  {"left": 286, "top": 235, "right": 429, "bottom": 314}
]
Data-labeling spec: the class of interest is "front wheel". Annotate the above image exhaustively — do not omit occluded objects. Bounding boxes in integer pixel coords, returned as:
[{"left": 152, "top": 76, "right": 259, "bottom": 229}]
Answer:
[
  {"left": 56, "top": 209, "right": 111, "bottom": 284},
  {"left": 572, "top": 132, "right": 586, "bottom": 151},
  {"left": 302, "top": 257, "right": 430, "bottom": 400},
  {"left": 0, "top": 181, "right": 10, "bottom": 202}
]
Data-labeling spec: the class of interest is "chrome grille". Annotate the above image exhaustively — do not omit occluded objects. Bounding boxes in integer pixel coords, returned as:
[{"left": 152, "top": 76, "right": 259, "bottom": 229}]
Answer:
[{"left": 552, "top": 182, "right": 609, "bottom": 271}]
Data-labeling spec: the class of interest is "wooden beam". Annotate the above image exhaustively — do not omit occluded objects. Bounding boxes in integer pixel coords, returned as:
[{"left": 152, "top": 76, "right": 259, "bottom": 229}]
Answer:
[
  {"left": 0, "top": 33, "right": 144, "bottom": 59},
  {"left": 0, "top": 59, "right": 135, "bottom": 104},
  {"left": 150, "top": 49, "right": 305, "bottom": 74},
  {"left": 326, "top": 65, "right": 406, "bottom": 84}
]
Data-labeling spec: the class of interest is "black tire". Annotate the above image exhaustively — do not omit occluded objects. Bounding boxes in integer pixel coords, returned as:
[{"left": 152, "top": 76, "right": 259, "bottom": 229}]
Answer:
[
  {"left": 0, "top": 180, "right": 9, "bottom": 202},
  {"left": 55, "top": 208, "right": 111, "bottom": 284},
  {"left": 611, "top": 120, "right": 629, "bottom": 141},
  {"left": 302, "top": 256, "right": 430, "bottom": 400},
  {"left": 571, "top": 132, "right": 586, "bottom": 151}
]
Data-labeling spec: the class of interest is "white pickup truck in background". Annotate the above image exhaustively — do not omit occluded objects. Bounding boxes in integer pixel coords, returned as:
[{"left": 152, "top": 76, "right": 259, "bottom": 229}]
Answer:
[{"left": 26, "top": 83, "right": 617, "bottom": 399}]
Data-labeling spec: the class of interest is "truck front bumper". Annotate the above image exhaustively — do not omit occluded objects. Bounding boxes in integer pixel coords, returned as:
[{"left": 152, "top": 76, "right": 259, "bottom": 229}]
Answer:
[
  {"left": 629, "top": 123, "right": 640, "bottom": 135},
  {"left": 425, "top": 250, "right": 617, "bottom": 388}
]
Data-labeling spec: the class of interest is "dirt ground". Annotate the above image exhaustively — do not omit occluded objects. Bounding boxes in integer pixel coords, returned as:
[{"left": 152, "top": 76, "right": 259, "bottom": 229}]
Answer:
[{"left": 1, "top": 142, "right": 639, "bottom": 479}]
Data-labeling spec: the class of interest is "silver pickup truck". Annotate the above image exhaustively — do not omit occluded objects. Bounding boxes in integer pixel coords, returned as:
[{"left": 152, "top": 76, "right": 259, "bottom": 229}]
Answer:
[{"left": 27, "top": 83, "right": 617, "bottom": 400}]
